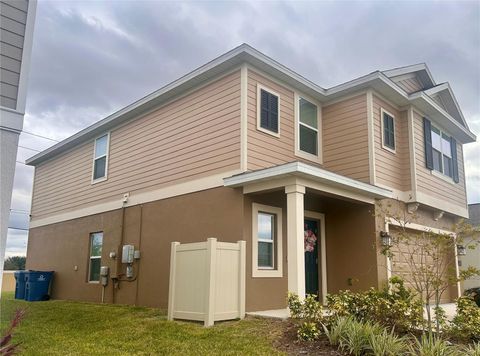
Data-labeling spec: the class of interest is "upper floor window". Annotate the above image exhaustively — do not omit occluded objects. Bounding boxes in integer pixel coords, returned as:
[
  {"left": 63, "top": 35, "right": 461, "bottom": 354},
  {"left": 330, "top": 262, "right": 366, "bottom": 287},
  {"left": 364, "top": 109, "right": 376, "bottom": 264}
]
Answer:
[
  {"left": 295, "top": 94, "right": 322, "bottom": 162},
  {"left": 423, "top": 117, "right": 459, "bottom": 183},
  {"left": 257, "top": 85, "right": 280, "bottom": 136},
  {"left": 88, "top": 232, "right": 103, "bottom": 282},
  {"left": 252, "top": 203, "right": 283, "bottom": 278},
  {"left": 92, "top": 133, "right": 109, "bottom": 182},
  {"left": 381, "top": 109, "right": 395, "bottom": 152}
]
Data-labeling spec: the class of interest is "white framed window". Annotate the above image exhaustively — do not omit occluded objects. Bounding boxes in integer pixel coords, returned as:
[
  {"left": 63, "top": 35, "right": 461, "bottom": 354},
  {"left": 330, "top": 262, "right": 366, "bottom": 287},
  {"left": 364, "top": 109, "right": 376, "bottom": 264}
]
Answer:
[
  {"left": 431, "top": 125, "right": 453, "bottom": 179},
  {"left": 257, "top": 84, "right": 281, "bottom": 137},
  {"left": 88, "top": 232, "right": 103, "bottom": 282},
  {"left": 252, "top": 203, "right": 283, "bottom": 278},
  {"left": 92, "top": 133, "right": 110, "bottom": 183},
  {"left": 295, "top": 93, "right": 322, "bottom": 163},
  {"left": 381, "top": 108, "right": 396, "bottom": 153}
]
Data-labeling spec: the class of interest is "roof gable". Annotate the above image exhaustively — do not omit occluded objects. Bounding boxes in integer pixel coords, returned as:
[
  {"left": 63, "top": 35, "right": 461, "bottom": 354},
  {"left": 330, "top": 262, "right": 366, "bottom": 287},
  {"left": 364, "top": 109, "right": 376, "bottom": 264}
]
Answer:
[
  {"left": 424, "top": 83, "right": 469, "bottom": 130},
  {"left": 382, "top": 63, "right": 435, "bottom": 93}
]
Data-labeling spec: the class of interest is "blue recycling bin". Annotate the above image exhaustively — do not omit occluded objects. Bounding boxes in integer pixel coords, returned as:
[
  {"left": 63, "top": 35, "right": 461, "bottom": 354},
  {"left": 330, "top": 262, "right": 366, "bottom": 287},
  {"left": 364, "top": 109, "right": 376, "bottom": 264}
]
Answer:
[
  {"left": 25, "top": 271, "right": 54, "bottom": 302},
  {"left": 14, "top": 271, "right": 28, "bottom": 300}
]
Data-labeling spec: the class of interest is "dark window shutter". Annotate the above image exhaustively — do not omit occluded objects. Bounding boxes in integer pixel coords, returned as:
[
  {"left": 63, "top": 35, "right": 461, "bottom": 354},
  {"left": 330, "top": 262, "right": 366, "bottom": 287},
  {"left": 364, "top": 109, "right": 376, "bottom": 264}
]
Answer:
[
  {"left": 260, "top": 90, "right": 269, "bottom": 129},
  {"left": 450, "top": 137, "right": 459, "bottom": 183},
  {"left": 270, "top": 94, "right": 278, "bottom": 133},
  {"left": 423, "top": 117, "right": 434, "bottom": 170}
]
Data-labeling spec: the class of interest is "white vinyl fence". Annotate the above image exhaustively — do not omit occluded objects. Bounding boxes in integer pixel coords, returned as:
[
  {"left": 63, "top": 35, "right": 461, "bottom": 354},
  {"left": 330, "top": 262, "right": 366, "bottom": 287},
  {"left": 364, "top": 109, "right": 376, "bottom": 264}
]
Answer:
[{"left": 167, "top": 238, "right": 246, "bottom": 326}]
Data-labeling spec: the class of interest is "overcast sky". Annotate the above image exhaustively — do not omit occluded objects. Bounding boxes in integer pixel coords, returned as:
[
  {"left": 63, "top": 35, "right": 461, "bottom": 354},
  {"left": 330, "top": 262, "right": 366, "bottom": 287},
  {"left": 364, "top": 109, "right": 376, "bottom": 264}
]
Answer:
[{"left": 7, "top": 0, "right": 480, "bottom": 257}]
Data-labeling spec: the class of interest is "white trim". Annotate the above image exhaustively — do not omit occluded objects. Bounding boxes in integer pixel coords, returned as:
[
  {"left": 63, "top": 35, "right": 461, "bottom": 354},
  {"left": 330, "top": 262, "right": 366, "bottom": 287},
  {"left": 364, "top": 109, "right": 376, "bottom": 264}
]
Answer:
[
  {"left": 252, "top": 203, "right": 283, "bottom": 278},
  {"left": 256, "top": 83, "right": 281, "bottom": 138},
  {"left": 30, "top": 169, "right": 241, "bottom": 228},
  {"left": 240, "top": 64, "right": 248, "bottom": 171},
  {"left": 407, "top": 106, "right": 417, "bottom": 200},
  {"left": 304, "top": 211, "right": 327, "bottom": 305},
  {"left": 91, "top": 132, "right": 110, "bottom": 184},
  {"left": 431, "top": 170, "right": 455, "bottom": 185},
  {"left": 366, "top": 90, "right": 376, "bottom": 185},
  {"left": 224, "top": 161, "right": 392, "bottom": 201},
  {"left": 415, "top": 191, "right": 468, "bottom": 218},
  {"left": 382, "top": 63, "right": 436, "bottom": 87},
  {"left": 380, "top": 108, "right": 397, "bottom": 154},
  {"left": 15, "top": 0, "right": 37, "bottom": 113},
  {"left": 294, "top": 92, "right": 323, "bottom": 164},
  {"left": 374, "top": 183, "right": 413, "bottom": 202}
]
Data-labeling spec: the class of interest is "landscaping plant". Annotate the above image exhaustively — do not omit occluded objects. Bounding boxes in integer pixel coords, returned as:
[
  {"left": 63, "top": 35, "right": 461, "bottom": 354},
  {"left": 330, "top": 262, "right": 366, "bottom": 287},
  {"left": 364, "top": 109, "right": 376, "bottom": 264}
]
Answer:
[
  {"left": 449, "top": 296, "right": 480, "bottom": 342},
  {"left": 410, "top": 334, "right": 459, "bottom": 356},
  {"left": 368, "top": 327, "right": 409, "bottom": 356},
  {"left": 286, "top": 293, "right": 323, "bottom": 341},
  {"left": 0, "top": 308, "right": 26, "bottom": 355}
]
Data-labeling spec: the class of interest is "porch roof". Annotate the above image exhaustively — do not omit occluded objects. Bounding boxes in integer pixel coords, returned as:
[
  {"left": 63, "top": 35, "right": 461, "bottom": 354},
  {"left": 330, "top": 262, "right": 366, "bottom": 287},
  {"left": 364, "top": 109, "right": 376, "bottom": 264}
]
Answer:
[{"left": 223, "top": 162, "right": 393, "bottom": 203}]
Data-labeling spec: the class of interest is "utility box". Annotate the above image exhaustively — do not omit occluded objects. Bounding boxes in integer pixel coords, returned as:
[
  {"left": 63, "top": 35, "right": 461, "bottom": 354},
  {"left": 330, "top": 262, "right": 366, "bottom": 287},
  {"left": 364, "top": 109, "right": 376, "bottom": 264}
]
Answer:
[
  {"left": 122, "top": 245, "right": 134, "bottom": 264},
  {"left": 168, "top": 238, "right": 246, "bottom": 327}
]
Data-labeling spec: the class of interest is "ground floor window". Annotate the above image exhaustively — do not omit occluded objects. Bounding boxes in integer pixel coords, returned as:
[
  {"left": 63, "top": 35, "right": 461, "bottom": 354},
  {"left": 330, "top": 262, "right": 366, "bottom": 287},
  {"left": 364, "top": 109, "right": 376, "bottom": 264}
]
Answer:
[
  {"left": 252, "top": 203, "right": 283, "bottom": 278},
  {"left": 88, "top": 232, "right": 103, "bottom": 282}
]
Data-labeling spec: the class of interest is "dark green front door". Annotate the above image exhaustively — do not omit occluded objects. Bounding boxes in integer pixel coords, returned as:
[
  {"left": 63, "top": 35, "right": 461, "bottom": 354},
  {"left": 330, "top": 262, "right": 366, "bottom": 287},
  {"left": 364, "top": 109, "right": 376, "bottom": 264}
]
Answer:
[{"left": 304, "top": 219, "right": 319, "bottom": 297}]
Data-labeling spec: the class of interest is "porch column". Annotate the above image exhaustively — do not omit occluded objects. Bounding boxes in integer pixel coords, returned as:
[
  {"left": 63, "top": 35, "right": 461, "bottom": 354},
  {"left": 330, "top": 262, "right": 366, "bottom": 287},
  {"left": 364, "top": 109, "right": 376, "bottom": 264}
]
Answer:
[{"left": 285, "top": 184, "right": 306, "bottom": 299}]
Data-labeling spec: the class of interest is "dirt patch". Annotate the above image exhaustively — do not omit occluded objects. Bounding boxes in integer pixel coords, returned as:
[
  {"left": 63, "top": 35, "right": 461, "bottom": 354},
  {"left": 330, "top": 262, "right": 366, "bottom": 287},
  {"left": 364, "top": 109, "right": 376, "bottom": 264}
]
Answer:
[{"left": 261, "top": 318, "right": 342, "bottom": 356}]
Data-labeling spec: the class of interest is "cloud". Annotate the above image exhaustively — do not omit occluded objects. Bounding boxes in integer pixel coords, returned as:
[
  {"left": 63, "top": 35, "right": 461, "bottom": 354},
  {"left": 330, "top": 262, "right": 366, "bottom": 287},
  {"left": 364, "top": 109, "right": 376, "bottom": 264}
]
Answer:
[{"left": 6, "top": 0, "right": 480, "bottom": 257}]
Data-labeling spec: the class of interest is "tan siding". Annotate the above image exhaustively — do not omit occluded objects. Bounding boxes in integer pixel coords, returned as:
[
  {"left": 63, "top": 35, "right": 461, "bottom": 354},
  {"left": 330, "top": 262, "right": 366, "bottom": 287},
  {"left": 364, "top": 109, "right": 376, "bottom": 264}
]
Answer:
[
  {"left": 393, "top": 76, "right": 423, "bottom": 94},
  {"left": 323, "top": 94, "right": 370, "bottom": 182},
  {"left": 413, "top": 111, "right": 467, "bottom": 207},
  {"left": 373, "top": 95, "right": 411, "bottom": 191},
  {"left": 246, "top": 70, "right": 298, "bottom": 170},
  {"left": 31, "top": 71, "right": 242, "bottom": 219}
]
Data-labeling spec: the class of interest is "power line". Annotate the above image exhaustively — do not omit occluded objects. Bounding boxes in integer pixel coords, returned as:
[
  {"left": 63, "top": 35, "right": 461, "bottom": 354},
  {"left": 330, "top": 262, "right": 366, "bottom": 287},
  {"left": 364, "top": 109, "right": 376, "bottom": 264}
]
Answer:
[
  {"left": 18, "top": 145, "right": 41, "bottom": 152},
  {"left": 21, "top": 130, "right": 60, "bottom": 142}
]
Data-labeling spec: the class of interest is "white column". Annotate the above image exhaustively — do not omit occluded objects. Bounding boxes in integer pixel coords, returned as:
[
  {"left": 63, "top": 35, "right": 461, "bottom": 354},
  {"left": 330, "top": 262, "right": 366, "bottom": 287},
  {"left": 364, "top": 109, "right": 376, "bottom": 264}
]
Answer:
[{"left": 285, "top": 184, "right": 305, "bottom": 299}]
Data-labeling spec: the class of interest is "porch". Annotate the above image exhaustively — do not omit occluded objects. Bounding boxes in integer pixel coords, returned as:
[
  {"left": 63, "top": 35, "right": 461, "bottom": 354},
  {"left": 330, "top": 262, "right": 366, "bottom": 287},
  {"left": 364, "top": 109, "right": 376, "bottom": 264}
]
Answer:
[{"left": 224, "top": 161, "right": 393, "bottom": 312}]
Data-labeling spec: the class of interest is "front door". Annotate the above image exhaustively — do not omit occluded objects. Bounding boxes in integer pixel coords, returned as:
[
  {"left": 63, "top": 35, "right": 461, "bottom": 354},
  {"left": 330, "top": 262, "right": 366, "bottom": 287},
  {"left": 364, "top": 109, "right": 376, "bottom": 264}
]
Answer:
[{"left": 304, "top": 219, "right": 319, "bottom": 297}]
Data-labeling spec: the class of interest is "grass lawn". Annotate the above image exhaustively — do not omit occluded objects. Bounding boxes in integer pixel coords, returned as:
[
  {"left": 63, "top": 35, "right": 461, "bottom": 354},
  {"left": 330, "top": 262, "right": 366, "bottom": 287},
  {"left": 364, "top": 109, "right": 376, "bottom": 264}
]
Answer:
[{"left": 0, "top": 292, "right": 285, "bottom": 355}]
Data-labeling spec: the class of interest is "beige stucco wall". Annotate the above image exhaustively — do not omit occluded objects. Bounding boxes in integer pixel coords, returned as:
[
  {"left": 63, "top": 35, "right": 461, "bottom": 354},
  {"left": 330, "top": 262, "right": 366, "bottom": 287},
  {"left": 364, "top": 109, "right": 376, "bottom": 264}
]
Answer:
[{"left": 31, "top": 70, "right": 242, "bottom": 220}]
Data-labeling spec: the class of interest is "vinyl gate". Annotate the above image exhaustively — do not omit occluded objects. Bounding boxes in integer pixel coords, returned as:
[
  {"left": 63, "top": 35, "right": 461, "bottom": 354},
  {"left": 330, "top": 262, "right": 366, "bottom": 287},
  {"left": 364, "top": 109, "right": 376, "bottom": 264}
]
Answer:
[{"left": 167, "top": 238, "right": 246, "bottom": 326}]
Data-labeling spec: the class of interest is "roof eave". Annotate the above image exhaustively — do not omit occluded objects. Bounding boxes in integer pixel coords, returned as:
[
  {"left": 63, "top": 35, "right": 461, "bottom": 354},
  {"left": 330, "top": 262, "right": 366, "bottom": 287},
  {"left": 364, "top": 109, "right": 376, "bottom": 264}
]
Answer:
[{"left": 224, "top": 161, "right": 393, "bottom": 200}]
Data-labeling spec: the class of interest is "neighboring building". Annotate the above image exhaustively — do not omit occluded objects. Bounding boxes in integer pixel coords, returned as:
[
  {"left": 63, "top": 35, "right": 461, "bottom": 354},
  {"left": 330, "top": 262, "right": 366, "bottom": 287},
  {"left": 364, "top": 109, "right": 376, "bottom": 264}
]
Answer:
[
  {"left": 0, "top": 0, "right": 36, "bottom": 290},
  {"left": 461, "top": 203, "right": 480, "bottom": 291},
  {"left": 25, "top": 44, "right": 476, "bottom": 311}
]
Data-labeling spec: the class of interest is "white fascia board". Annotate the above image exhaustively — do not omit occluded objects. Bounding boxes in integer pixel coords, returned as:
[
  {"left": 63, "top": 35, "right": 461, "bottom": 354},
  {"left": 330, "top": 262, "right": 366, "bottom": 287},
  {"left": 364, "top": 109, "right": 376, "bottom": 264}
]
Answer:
[
  {"left": 409, "top": 92, "right": 476, "bottom": 143},
  {"left": 224, "top": 161, "right": 393, "bottom": 199}
]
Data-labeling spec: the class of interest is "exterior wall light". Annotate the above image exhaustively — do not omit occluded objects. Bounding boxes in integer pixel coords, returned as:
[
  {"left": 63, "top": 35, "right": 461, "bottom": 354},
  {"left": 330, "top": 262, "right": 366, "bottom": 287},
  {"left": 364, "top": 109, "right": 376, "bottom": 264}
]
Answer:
[
  {"left": 457, "top": 244, "right": 467, "bottom": 256},
  {"left": 380, "top": 231, "right": 392, "bottom": 247}
]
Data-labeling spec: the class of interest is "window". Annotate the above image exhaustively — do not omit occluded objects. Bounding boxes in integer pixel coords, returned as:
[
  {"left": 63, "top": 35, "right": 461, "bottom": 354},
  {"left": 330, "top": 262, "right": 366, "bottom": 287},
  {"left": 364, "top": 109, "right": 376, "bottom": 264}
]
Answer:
[
  {"left": 92, "top": 133, "right": 109, "bottom": 182},
  {"left": 257, "top": 212, "right": 275, "bottom": 268},
  {"left": 423, "top": 117, "right": 459, "bottom": 182},
  {"left": 252, "top": 203, "right": 283, "bottom": 277},
  {"left": 295, "top": 94, "right": 322, "bottom": 162},
  {"left": 257, "top": 85, "right": 280, "bottom": 136},
  {"left": 88, "top": 232, "right": 103, "bottom": 282},
  {"left": 381, "top": 109, "right": 395, "bottom": 152}
]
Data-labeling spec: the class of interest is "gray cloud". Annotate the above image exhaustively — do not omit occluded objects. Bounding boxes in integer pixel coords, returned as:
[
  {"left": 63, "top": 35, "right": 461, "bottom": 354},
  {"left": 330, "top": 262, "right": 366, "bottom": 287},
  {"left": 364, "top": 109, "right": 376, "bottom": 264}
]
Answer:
[{"left": 6, "top": 0, "right": 480, "bottom": 256}]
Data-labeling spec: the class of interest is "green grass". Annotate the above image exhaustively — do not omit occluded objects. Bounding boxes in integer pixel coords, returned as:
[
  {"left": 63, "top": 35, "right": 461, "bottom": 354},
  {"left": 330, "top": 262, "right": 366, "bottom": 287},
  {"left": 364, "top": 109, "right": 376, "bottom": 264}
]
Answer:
[{"left": 1, "top": 292, "right": 284, "bottom": 355}]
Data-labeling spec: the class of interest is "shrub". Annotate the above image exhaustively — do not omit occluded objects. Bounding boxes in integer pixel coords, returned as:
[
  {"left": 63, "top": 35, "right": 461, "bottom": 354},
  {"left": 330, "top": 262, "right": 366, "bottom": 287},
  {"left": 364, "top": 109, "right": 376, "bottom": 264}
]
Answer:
[
  {"left": 325, "top": 277, "right": 423, "bottom": 332},
  {"left": 449, "top": 297, "right": 480, "bottom": 342},
  {"left": 368, "top": 327, "right": 409, "bottom": 356},
  {"left": 287, "top": 293, "right": 323, "bottom": 341},
  {"left": 297, "top": 322, "right": 320, "bottom": 341},
  {"left": 410, "top": 334, "right": 459, "bottom": 356}
]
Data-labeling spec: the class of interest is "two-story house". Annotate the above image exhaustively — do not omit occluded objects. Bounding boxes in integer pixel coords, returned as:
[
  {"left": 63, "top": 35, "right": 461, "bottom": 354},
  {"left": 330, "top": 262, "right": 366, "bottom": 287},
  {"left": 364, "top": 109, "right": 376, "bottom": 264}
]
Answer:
[{"left": 25, "top": 44, "right": 476, "bottom": 312}]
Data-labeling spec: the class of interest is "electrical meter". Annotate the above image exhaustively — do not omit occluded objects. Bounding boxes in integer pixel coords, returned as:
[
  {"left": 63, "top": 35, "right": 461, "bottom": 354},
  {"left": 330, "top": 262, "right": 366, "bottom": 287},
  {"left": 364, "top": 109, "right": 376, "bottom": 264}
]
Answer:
[{"left": 122, "top": 245, "right": 134, "bottom": 263}]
